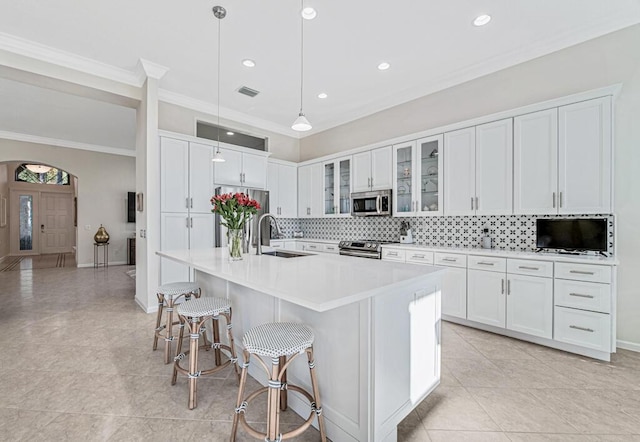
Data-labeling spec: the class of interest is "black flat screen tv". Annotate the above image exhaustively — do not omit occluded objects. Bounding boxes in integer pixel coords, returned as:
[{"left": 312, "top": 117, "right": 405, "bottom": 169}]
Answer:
[{"left": 536, "top": 218, "right": 607, "bottom": 252}]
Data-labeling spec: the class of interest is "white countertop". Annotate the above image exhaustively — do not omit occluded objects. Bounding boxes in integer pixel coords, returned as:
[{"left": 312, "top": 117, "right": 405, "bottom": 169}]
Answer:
[{"left": 157, "top": 248, "right": 445, "bottom": 312}]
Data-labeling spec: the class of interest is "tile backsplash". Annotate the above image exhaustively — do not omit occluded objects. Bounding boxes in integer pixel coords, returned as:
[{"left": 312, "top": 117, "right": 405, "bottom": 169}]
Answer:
[{"left": 275, "top": 214, "right": 614, "bottom": 255}]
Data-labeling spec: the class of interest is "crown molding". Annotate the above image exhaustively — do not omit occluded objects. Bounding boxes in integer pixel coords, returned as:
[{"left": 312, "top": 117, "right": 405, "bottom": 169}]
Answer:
[
  {"left": 136, "top": 58, "right": 169, "bottom": 83},
  {"left": 0, "top": 131, "right": 136, "bottom": 157},
  {"left": 0, "top": 32, "right": 141, "bottom": 87},
  {"left": 158, "top": 89, "right": 301, "bottom": 139}
]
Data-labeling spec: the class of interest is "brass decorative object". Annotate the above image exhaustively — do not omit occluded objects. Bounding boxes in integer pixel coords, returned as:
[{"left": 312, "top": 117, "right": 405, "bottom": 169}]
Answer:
[{"left": 94, "top": 224, "right": 110, "bottom": 243}]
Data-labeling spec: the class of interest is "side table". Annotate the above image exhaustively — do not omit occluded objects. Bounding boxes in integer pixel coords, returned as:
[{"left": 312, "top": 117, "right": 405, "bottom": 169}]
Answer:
[{"left": 94, "top": 242, "right": 109, "bottom": 268}]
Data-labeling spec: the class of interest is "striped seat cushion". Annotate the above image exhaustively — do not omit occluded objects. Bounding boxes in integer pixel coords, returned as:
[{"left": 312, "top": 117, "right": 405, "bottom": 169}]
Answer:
[
  {"left": 243, "top": 322, "right": 314, "bottom": 358},
  {"left": 177, "top": 297, "right": 231, "bottom": 317}
]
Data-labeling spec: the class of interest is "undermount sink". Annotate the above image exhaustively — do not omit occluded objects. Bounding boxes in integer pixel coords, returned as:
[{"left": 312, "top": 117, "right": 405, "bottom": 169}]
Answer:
[{"left": 262, "top": 250, "right": 312, "bottom": 258}]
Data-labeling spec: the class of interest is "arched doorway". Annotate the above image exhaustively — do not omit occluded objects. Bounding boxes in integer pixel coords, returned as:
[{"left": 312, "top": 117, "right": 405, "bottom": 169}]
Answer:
[{"left": 2, "top": 162, "right": 78, "bottom": 266}]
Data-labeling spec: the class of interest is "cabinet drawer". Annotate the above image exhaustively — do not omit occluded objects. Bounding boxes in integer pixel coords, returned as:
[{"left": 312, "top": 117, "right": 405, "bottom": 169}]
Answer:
[
  {"left": 555, "top": 279, "right": 611, "bottom": 314},
  {"left": 554, "top": 306, "right": 611, "bottom": 352},
  {"left": 468, "top": 255, "right": 506, "bottom": 272},
  {"left": 382, "top": 248, "right": 406, "bottom": 262},
  {"left": 555, "top": 262, "right": 612, "bottom": 283},
  {"left": 406, "top": 250, "right": 434, "bottom": 265},
  {"left": 323, "top": 243, "right": 339, "bottom": 254},
  {"left": 507, "top": 259, "right": 553, "bottom": 278},
  {"left": 303, "top": 243, "right": 322, "bottom": 252},
  {"left": 434, "top": 252, "right": 467, "bottom": 268}
]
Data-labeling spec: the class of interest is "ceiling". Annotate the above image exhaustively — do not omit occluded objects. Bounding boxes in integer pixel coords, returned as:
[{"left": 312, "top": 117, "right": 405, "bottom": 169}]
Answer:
[{"left": 1, "top": 0, "right": 639, "bottom": 150}]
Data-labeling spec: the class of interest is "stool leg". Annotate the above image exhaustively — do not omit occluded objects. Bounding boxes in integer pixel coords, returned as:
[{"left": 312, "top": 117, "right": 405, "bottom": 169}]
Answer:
[
  {"left": 187, "top": 317, "right": 200, "bottom": 410},
  {"left": 212, "top": 316, "right": 222, "bottom": 366},
  {"left": 152, "top": 294, "right": 164, "bottom": 351},
  {"left": 307, "top": 347, "right": 327, "bottom": 442},
  {"left": 266, "top": 357, "right": 282, "bottom": 441},
  {"left": 225, "top": 309, "right": 240, "bottom": 379},
  {"left": 171, "top": 314, "right": 186, "bottom": 386},
  {"left": 279, "top": 355, "right": 288, "bottom": 411},
  {"left": 231, "top": 349, "right": 250, "bottom": 442},
  {"left": 164, "top": 295, "right": 175, "bottom": 364}
]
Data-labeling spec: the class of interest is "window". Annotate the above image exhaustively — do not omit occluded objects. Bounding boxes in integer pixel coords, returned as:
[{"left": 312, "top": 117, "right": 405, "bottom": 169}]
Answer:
[
  {"left": 196, "top": 121, "right": 267, "bottom": 152},
  {"left": 15, "top": 164, "right": 70, "bottom": 185}
]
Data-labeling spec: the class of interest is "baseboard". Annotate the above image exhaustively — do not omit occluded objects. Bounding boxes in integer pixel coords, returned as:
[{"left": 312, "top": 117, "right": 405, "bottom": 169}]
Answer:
[
  {"left": 617, "top": 340, "right": 640, "bottom": 353},
  {"left": 135, "top": 296, "right": 157, "bottom": 314},
  {"left": 77, "top": 261, "right": 127, "bottom": 268}
]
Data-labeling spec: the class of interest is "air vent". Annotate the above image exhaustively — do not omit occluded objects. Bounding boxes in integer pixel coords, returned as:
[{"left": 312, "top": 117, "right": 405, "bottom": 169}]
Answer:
[{"left": 237, "top": 86, "right": 260, "bottom": 97}]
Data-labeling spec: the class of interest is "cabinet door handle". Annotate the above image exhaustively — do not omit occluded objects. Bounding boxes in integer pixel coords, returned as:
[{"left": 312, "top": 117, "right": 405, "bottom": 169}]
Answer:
[
  {"left": 190, "top": 198, "right": 193, "bottom": 209},
  {"left": 569, "top": 292, "right": 595, "bottom": 299},
  {"left": 570, "top": 325, "right": 594, "bottom": 333},
  {"left": 388, "top": 252, "right": 398, "bottom": 256},
  {"left": 507, "top": 279, "right": 511, "bottom": 295},
  {"left": 501, "top": 279, "right": 505, "bottom": 294},
  {"left": 475, "top": 196, "right": 479, "bottom": 210},
  {"left": 471, "top": 197, "right": 474, "bottom": 210},
  {"left": 412, "top": 254, "right": 425, "bottom": 259},
  {"left": 370, "top": 177, "right": 374, "bottom": 188},
  {"left": 186, "top": 217, "right": 189, "bottom": 228},
  {"left": 570, "top": 270, "right": 595, "bottom": 275},
  {"left": 519, "top": 266, "right": 540, "bottom": 270},
  {"left": 190, "top": 218, "right": 193, "bottom": 228},
  {"left": 559, "top": 191, "right": 563, "bottom": 208},
  {"left": 552, "top": 192, "right": 556, "bottom": 208},
  {"left": 186, "top": 198, "right": 190, "bottom": 209},
  {"left": 442, "top": 257, "right": 457, "bottom": 262},
  {"left": 477, "top": 261, "right": 494, "bottom": 266}
]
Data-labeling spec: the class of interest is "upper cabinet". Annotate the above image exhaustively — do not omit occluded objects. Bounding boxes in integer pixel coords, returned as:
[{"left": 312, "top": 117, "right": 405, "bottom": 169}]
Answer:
[
  {"left": 352, "top": 146, "right": 392, "bottom": 192},
  {"left": 298, "top": 163, "right": 323, "bottom": 218},
  {"left": 444, "top": 119, "right": 513, "bottom": 216},
  {"left": 393, "top": 135, "right": 443, "bottom": 216},
  {"left": 323, "top": 156, "right": 351, "bottom": 216},
  {"left": 267, "top": 161, "right": 297, "bottom": 218},
  {"left": 514, "top": 97, "right": 612, "bottom": 215},
  {"left": 213, "top": 148, "right": 268, "bottom": 189}
]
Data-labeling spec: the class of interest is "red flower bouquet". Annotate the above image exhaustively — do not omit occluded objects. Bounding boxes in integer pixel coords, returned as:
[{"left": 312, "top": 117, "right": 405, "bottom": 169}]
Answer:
[{"left": 210, "top": 192, "right": 261, "bottom": 230}]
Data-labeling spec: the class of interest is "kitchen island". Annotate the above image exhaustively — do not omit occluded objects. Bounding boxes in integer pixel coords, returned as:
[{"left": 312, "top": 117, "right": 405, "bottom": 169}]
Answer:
[{"left": 157, "top": 248, "right": 445, "bottom": 442}]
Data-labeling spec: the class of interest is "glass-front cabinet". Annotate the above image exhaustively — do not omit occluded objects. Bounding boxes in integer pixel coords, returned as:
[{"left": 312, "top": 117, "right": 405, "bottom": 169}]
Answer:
[
  {"left": 323, "top": 156, "right": 352, "bottom": 216},
  {"left": 392, "top": 134, "right": 443, "bottom": 216}
]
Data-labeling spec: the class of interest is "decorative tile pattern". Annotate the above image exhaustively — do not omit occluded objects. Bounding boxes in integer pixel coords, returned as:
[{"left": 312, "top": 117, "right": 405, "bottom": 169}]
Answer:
[{"left": 292, "top": 214, "right": 614, "bottom": 255}]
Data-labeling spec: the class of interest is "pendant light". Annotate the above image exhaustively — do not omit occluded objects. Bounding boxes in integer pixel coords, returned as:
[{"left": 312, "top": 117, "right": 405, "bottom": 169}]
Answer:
[
  {"left": 212, "top": 5, "right": 226, "bottom": 162},
  {"left": 26, "top": 164, "right": 52, "bottom": 174},
  {"left": 291, "top": 0, "right": 312, "bottom": 131}
]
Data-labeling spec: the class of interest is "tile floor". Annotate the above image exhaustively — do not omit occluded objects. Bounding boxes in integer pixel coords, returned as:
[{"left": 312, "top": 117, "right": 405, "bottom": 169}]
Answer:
[{"left": 1, "top": 265, "right": 639, "bottom": 441}]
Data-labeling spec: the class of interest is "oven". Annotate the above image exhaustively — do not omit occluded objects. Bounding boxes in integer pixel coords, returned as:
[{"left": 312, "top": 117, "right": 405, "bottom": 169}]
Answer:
[
  {"left": 338, "top": 240, "right": 384, "bottom": 259},
  {"left": 351, "top": 190, "right": 391, "bottom": 217}
]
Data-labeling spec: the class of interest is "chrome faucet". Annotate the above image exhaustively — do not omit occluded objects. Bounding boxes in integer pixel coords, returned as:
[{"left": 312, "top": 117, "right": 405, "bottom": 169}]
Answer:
[{"left": 256, "top": 213, "right": 282, "bottom": 255}]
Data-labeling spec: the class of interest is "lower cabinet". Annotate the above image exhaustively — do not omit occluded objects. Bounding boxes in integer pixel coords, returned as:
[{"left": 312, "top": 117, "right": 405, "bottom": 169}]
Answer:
[
  {"left": 441, "top": 267, "right": 467, "bottom": 319},
  {"left": 467, "top": 269, "right": 506, "bottom": 328},
  {"left": 506, "top": 274, "right": 553, "bottom": 339}
]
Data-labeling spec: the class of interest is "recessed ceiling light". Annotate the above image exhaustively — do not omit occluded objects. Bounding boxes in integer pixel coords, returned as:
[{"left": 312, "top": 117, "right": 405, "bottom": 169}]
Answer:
[
  {"left": 377, "top": 62, "right": 390, "bottom": 71},
  {"left": 242, "top": 59, "right": 256, "bottom": 68},
  {"left": 226, "top": 131, "right": 234, "bottom": 136},
  {"left": 301, "top": 7, "right": 317, "bottom": 20},
  {"left": 317, "top": 92, "right": 328, "bottom": 99},
  {"left": 473, "top": 14, "right": 491, "bottom": 26}
]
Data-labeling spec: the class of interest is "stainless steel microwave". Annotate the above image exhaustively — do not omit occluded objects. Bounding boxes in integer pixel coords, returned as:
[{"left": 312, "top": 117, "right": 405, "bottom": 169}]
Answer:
[{"left": 351, "top": 190, "right": 392, "bottom": 216}]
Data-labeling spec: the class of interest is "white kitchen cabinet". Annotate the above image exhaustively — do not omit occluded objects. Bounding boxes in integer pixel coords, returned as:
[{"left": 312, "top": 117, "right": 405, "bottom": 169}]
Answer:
[
  {"left": 160, "top": 137, "right": 190, "bottom": 213},
  {"left": 267, "top": 161, "right": 297, "bottom": 218},
  {"left": 189, "top": 142, "right": 215, "bottom": 213},
  {"left": 558, "top": 97, "right": 612, "bottom": 214},
  {"left": 444, "top": 119, "right": 513, "bottom": 216},
  {"left": 393, "top": 135, "right": 443, "bottom": 217},
  {"left": 514, "top": 108, "right": 559, "bottom": 214},
  {"left": 441, "top": 267, "right": 467, "bottom": 320},
  {"left": 352, "top": 146, "right": 392, "bottom": 192},
  {"left": 467, "top": 268, "right": 506, "bottom": 328},
  {"left": 213, "top": 148, "right": 268, "bottom": 189},
  {"left": 323, "top": 156, "right": 351, "bottom": 216},
  {"left": 506, "top": 274, "right": 553, "bottom": 339},
  {"left": 297, "top": 163, "right": 323, "bottom": 218}
]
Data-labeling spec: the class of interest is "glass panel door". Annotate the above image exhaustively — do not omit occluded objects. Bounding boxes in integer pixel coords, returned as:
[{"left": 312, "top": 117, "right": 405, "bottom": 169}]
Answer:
[
  {"left": 339, "top": 158, "right": 351, "bottom": 214},
  {"left": 19, "top": 195, "right": 34, "bottom": 251},
  {"left": 420, "top": 139, "right": 440, "bottom": 212},
  {"left": 324, "top": 162, "right": 335, "bottom": 215},
  {"left": 396, "top": 145, "right": 413, "bottom": 213}
]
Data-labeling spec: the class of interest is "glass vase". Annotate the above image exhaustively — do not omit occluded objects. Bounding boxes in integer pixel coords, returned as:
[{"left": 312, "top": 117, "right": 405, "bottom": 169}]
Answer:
[{"left": 227, "top": 228, "right": 244, "bottom": 261}]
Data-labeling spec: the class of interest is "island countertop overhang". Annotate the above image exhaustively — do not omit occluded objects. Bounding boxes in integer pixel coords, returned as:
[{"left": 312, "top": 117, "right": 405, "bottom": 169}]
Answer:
[{"left": 157, "top": 248, "right": 446, "bottom": 312}]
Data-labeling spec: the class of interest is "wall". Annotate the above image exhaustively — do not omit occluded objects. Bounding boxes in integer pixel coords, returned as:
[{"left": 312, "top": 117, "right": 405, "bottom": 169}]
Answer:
[
  {"left": 0, "top": 140, "right": 136, "bottom": 266},
  {"left": 0, "top": 163, "right": 8, "bottom": 259},
  {"left": 300, "top": 25, "right": 640, "bottom": 349},
  {"left": 158, "top": 101, "right": 300, "bottom": 162}
]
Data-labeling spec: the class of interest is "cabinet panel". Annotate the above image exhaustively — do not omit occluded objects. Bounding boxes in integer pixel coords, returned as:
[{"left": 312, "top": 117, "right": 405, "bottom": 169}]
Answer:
[
  {"left": 558, "top": 97, "right": 612, "bottom": 214},
  {"left": 555, "top": 279, "right": 611, "bottom": 314},
  {"left": 555, "top": 262, "right": 611, "bottom": 284},
  {"left": 189, "top": 142, "right": 214, "bottom": 213},
  {"left": 382, "top": 248, "right": 406, "bottom": 262},
  {"left": 278, "top": 164, "right": 297, "bottom": 217},
  {"left": 337, "top": 158, "right": 351, "bottom": 215},
  {"left": 434, "top": 252, "right": 467, "bottom": 268},
  {"left": 417, "top": 135, "right": 443, "bottom": 215},
  {"left": 506, "top": 274, "right": 553, "bottom": 339},
  {"left": 323, "top": 161, "right": 336, "bottom": 215},
  {"left": 160, "top": 213, "right": 190, "bottom": 284},
  {"left": 371, "top": 146, "right": 392, "bottom": 190},
  {"left": 213, "top": 148, "right": 243, "bottom": 186},
  {"left": 309, "top": 163, "right": 324, "bottom": 217},
  {"left": 444, "top": 128, "right": 476, "bottom": 215},
  {"left": 441, "top": 266, "right": 467, "bottom": 319},
  {"left": 475, "top": 119, "right": 513, "bottom": 215},
  {"left": 393, "top": 142, "right": 415, "bottom": 215},
  {"left": 352, "top": 151, "right": 372, "bottom": 192},
  {"left": 406, "top": 251, "right": 434, "bottom": 265},
  {"left": 554, "top": 306, "right": 611, "bottom": 352},
  {"left": 267, "top": 162, "right": 279, "bottom": 214},
  {"left": 242, "top": 153, "right": 268, "bottom": 189},
  {"left": 467, "top": 269, "right": 506, "bottom": 328},
  {"left": 468, "top": 255, "right": 506, "bottom": 273},
  {"left": 160, "top": 137, "right": 189, "bottom": 213},
  {"left": 190, "top": 213, "right": 215, "bottom": 250},
  {"left": 297, "top": 165, "right": 312, "bottom": 218},
  {"left": 514, "top": 109, "right": 558, "bottom": 214},
  {"left": 507, "top": 258, "right": 553, "bottom": 278}
]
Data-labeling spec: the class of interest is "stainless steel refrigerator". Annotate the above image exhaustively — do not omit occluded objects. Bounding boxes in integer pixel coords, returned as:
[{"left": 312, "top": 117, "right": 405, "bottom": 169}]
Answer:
[{"left": 214, "top": 187, "right": 270, "bottom": 251}]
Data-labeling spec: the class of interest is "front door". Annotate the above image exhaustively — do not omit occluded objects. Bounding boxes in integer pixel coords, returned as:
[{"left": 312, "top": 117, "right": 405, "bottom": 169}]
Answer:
[{"left": 40, "top": 192, "right": 73, "bottom": 254}]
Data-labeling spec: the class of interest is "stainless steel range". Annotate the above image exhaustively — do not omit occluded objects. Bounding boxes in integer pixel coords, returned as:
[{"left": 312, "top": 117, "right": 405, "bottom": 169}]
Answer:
[{"left": 338, "top": 240, "right": 396, "bottom": 259}]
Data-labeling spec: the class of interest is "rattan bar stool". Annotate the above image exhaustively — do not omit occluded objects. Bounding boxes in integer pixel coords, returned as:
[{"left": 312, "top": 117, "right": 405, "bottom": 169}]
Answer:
[
  {"left": 231, "top": 322, "right": 326, "bottom": 442},
  {"left": 172, "top": 297, "right": 239, "bottom": 409},
  {"left": 153, "top": 282, "right": 203, "bottom": 364}
]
